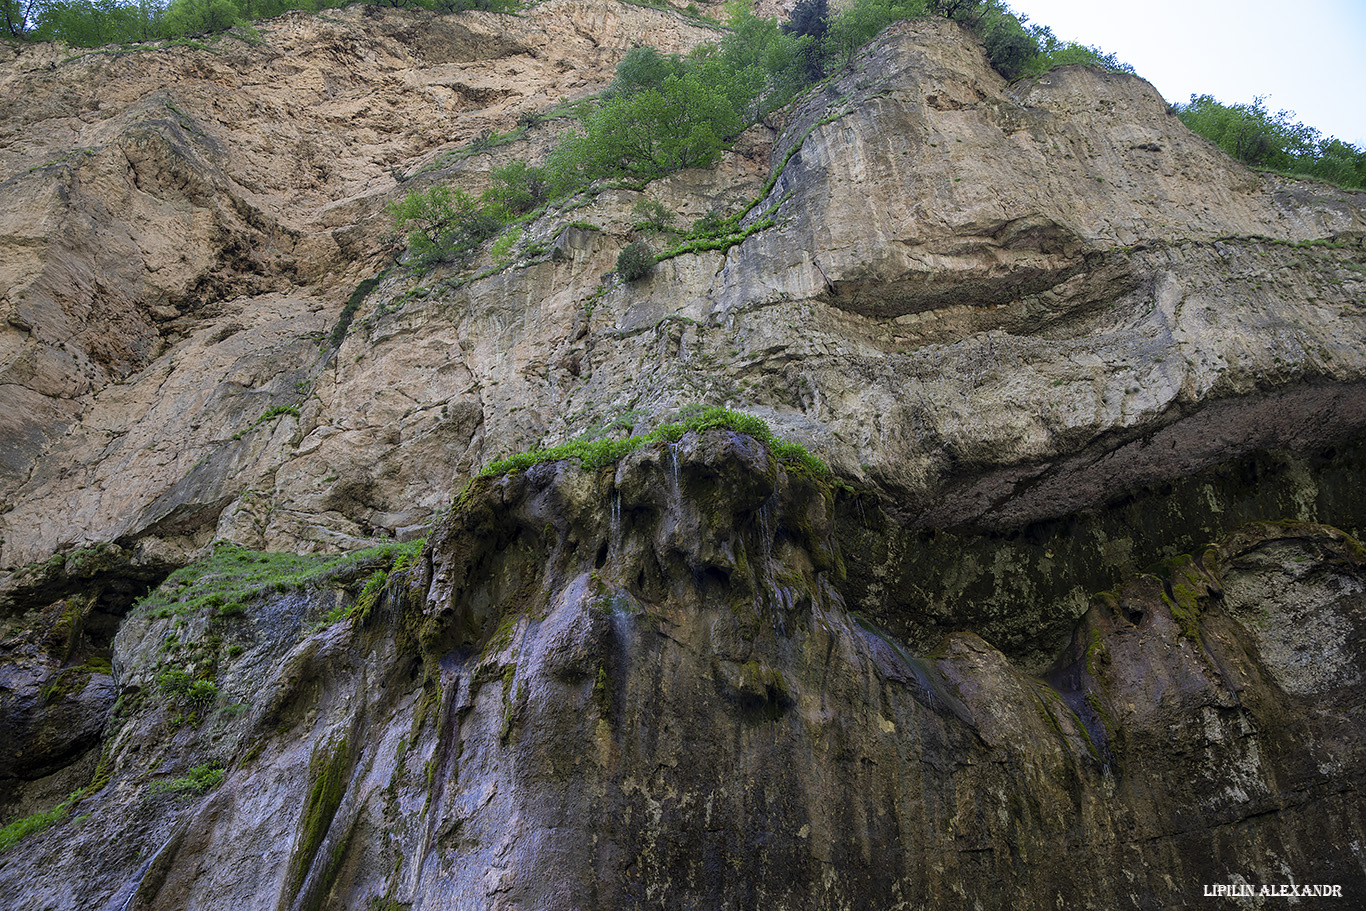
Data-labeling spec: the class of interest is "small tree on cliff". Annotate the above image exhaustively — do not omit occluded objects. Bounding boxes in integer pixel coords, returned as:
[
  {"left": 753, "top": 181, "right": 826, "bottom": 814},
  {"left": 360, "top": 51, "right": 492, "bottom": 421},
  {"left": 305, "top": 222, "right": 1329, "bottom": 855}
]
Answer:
[{"left": 2, "top": 0, "right": 38, "bottom": 37}]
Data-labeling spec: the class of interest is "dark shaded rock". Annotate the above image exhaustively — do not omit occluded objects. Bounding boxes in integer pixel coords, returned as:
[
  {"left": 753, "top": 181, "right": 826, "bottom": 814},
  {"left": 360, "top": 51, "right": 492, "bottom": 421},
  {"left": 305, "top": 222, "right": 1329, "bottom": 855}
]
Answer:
[{"left": 2, "top": 445, "right": 1361, "bottom": 909}]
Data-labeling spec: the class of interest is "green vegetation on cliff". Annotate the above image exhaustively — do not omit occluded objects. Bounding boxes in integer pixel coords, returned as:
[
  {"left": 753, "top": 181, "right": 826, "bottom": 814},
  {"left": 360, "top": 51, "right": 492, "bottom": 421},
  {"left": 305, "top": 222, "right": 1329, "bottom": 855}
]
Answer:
[
  {"left": 478, "top": 405, "right": 828, "bottom": 478},
  {"left": 1176, "top": 94, "right": 1366, "bottom": 191},
  {"left": 134, "top": 539, "right": 424, "bottom": 620},
  {"left": 387, "top": 0, "right": 1142, "bottom": 267},
  {"left": 4, "top": 0, "right": 516, "bottom": 44}
]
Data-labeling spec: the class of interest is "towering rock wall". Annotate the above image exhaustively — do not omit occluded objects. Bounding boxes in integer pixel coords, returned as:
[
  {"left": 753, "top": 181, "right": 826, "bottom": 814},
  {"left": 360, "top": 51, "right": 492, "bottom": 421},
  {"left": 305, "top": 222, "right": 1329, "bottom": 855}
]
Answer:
[
  {"left": 4, "top": 433, "right": 1365, "bottom": 909},
  {"left": 1, "top": 5, "right": 1365, "bottom": 907}
]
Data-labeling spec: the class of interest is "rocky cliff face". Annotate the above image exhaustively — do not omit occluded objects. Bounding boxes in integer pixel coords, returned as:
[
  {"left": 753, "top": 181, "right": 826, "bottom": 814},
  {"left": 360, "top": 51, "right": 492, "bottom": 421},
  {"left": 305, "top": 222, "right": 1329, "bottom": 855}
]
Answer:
[{"left": 2, "top": 4, "right": 1365, "bottom": 907}]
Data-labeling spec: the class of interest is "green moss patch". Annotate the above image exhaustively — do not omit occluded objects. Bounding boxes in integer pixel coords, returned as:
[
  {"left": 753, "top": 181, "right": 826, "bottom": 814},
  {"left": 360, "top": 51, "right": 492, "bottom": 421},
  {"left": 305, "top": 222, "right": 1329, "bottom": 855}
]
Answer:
[
  {"left": 134, "top": 539, "right": 425, "bottom": 621},
  {"left": 477, "top": 406, "right": 828, "bottom": 480},
  {"left": 150, "top": 764, "right": 225, "bottom": 795},
  {"left": 288, "top": 738, "right": 352, "bottom": 901}
]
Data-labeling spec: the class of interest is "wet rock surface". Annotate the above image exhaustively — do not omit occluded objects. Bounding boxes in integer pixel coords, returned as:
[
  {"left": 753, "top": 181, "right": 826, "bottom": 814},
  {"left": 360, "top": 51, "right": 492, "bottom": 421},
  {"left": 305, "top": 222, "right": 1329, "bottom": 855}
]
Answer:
[{"left": 1, "top": 438, "right": 1363, "bottom": 908}]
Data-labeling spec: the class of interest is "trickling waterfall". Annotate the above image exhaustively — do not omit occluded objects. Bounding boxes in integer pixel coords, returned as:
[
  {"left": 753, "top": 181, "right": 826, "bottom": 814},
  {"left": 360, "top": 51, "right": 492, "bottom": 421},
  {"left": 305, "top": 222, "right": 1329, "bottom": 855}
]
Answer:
[
  {"left": 666, "top": 441, "right": 681, "bottom": 508},
  {"left": 757, "top": 493, "right": 787, "bottom": 636},
  {"left": 610, "top": 491, "right": 623, "bottom": 556}
]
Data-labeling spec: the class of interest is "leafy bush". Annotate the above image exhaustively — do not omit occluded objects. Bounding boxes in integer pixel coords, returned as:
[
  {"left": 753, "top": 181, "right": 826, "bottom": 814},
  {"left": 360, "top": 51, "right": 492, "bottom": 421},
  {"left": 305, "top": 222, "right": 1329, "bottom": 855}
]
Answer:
[
  {"left": 631, "top": 198, "right": 677, "bottom": 231},
  {"left": 784, "top": 0, "right": 829, "bottom": 40},
  {"left": 1017, "top": 24, "right": 1135, "bottom": 78},
  {"left": 484, "top": 160, "right": 547, "bottom": 217},
  {"left": 389, "top": 184, "right": 504, "bottom": 265},
  {"left": 161, "top": 0, "right": 241, "bottom": 37},
  {"left": 1176, "top": 95, "right": 1366, "bottom": 190},
  {"left": 824, "top": 0, "right": 927, "bottom": 69},
  {"left": 549, "top": 71, "right": 744, "bottom": 188},
  {"left": 616, "top": 241, "right": 655, "bottom": 281}
]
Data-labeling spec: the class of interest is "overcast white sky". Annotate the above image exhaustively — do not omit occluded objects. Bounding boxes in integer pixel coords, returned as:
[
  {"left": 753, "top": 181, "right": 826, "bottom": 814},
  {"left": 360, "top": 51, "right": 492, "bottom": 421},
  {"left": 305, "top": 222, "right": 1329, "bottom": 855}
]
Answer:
[{"left": 1005, "top": 0, "right": 1366, "bottom": 148}]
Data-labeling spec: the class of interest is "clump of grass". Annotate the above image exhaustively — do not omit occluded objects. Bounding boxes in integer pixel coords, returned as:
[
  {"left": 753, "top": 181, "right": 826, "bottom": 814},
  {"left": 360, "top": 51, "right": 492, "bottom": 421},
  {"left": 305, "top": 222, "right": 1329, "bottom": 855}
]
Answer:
[
  {"left": 151, "top": 764, "right": 225, "bottom": 795},
  {"left": 0, "top": 802, "right": 70, "bottom": 854},
  {"left": 134, "top": 539, "right": 426, "bottom": 621},
  {"left": 479, "top": 406, "right": 828, "bottom": 479},
  {"left": 0, "top": 771, "right": 110, "bottom": 853}
]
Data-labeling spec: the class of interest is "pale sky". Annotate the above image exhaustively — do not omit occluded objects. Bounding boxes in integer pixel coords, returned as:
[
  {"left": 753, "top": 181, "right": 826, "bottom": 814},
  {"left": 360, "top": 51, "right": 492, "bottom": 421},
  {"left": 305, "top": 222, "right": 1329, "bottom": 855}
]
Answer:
[{"left": 1006, "top": 0, "right": 1366, "bottom": 148}]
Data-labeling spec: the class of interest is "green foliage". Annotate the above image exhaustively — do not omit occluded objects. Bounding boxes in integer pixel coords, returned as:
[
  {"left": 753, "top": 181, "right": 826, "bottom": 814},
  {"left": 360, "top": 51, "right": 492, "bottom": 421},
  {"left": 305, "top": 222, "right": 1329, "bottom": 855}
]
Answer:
[
  {"left": 479, "top": 405, "right": 829, "bottom": 479},
  {"left": 231, "top": 403, "right": 300, "bottom": 440},
  {"left": 783, "top": 0, "right": 828, "bottom": 41},
  {"left": 3, "top": 0, "right": 39, "bottom": 38},
  {"left": 133, "top": 539, "right": 425, "bottom": 622},
  {"left": 391, "top": 159, "right": 550, "bottom": 270},
  {"left": 155, "top": 667, "right": 219, "bottom": 723},
  {"left": 0, "top": 798, "right": 71, "bottom": 853},
  {"left": 258, "top": 404, "right": 299, "bottom": 423},
  {"left": 31, "top": 0, "right": 159, "bottom": 44},
  {"left": 0, "top": 805, "right": 64, "bottom": 852},
  {"left": 611, "top": 45, "right": 682, "bottom": 98},
  {"left": 151, "top": 764, "right": 225, "bottom": 794},
  {"left": 1176, "top": 95, "right": 1366, "bottom": 190},
  {"left": 484, "top": 160, "right": 547, "bottom": 217},
  {"left": 389, "top": 184, "right": 504, "bottom": 265},
  {"left": 15, "top": 0, "right": 521, "bottom": 47},
  {"left": 824, "top": 0, "right": 926, "bottom": 69},
  {"left": 161, "top": 0, "right": 240, "bottom": 38},
  {"left": 490, "top": 226, "right": 522, "bottom": 264},
  {"left": 543, "top": 4, "right": 818, "bottom": 197},
  {"left": 1017, "top": 23, "right": 1134, "bottom": 79},
  {"left": 549, "top": 71, "right": 744, "bottom": 188},
  {"left": 319, "top": 567, "right": 392, "bottom": 627},
  {"left": 329, "top": 272, "right": 384, "bottom": 349},
  {"left": 631, "top": 198, "right": 677, "bottom": 231},
  {"left": 616, "top": 241, "right": 655, "bottom": 281}
]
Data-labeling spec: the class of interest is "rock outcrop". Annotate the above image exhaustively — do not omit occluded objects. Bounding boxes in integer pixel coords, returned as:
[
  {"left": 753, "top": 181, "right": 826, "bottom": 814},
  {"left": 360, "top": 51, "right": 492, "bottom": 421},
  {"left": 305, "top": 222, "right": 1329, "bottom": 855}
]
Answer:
[
  {"left": 3, "top": 434, "right": 1364, "bottom": 908},
  {"left": 2, "top": 12, "right": 1364, "bottom": 572},
  {"left": 2, "top": 3, "right": 1366, "bottom": 906}
]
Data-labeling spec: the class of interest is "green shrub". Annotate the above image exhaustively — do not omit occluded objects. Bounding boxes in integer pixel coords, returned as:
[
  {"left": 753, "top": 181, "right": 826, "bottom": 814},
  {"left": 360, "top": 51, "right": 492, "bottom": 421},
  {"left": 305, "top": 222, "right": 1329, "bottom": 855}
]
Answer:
[
  {"left": 1176, "top": 95, "right": 1366, "bottom": 190},
  {"left": 1017, "top": 25, "right": 1135, "bottom": 78},
  {"left": 485, "top": 160, "right": 547, "bottom": 216},
  {"left": 616, "top": 242, "right": 655, "bottom": 281},
  {"left": 491, "top": 227, "right": 522, "bottom": 264},
  {"left": 632, "top": 198, "right": 677, "bottom": 231},
  {"left": 389, "top": 184, "right": 504, "bottom": 265},
  {"left": 824, "top": 0, "right": 927, "bottom": 69},
  {"left": 162, "top": 0, "right": 241, "bottom": 38}
]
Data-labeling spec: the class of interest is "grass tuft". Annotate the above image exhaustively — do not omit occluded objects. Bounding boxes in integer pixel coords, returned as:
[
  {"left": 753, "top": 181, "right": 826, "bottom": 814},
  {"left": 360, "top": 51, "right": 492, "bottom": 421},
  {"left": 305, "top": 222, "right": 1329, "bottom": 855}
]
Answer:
[{"left": 478, "top": 406, "right": 828, "bottom": 480}]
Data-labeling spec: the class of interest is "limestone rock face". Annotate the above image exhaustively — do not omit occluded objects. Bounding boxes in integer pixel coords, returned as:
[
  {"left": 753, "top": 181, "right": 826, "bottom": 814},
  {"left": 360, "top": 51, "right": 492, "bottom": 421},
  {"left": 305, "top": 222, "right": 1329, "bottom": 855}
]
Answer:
[
  {"left": 2, "top": 14, "right": 1365, "bottom": 571},
  {"left": 0, "top": 1, "right": 725, "bottom": 564},
  {"left": 1, "top": 440, "right": 1363, "bottom": 909},
  {"left": 2, "top": 4, "right": 1366, "bottom": 906}
]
